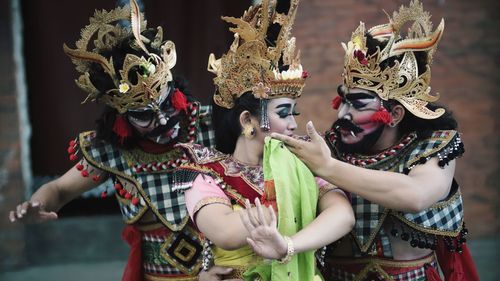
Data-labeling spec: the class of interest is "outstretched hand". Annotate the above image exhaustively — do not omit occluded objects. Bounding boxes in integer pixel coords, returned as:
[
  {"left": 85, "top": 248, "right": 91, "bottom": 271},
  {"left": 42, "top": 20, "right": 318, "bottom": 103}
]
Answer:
[
  {"left": 9, "top": 201, "right": 58, "bottom": 224},
  {"left": 271, "top": 121, "right": 332, "bottom": 178},
  {"left": 239, "top": 198, "right": 287, "bottom": 260}
]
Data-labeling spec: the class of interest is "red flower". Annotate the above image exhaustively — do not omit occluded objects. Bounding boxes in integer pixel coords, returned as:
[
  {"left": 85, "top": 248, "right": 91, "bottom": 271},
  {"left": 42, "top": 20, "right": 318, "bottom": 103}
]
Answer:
[
  {"left": 353, "top": 50, "right": 368, "bottom": 65},
  {"left": 301, "top": 71, "right": 309, "bottom": 79}
]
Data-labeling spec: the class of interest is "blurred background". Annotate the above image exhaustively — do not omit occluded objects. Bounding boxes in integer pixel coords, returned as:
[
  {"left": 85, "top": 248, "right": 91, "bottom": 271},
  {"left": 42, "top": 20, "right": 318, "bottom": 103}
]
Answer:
[{"left": 0, "top": 0, "right": 498, "bottom": 280}]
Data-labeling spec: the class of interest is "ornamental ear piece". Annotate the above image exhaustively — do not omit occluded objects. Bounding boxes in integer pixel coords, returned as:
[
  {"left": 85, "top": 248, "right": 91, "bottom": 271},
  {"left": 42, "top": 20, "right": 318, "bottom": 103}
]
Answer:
[
  {"left": 209, "top": 0, "right": 308, "bottom": 109},
  {"left": 63, "top": 0, "right": 177, "bottom": 114},
  {"left": 341, "top": 0, "right": 445, "bottom": 119}
]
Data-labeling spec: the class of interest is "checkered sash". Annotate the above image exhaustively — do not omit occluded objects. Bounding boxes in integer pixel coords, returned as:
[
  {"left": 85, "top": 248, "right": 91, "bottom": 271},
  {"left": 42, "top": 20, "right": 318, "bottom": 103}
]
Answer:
[{"left": 79, "top": 131, "right": 189, "bottom": 231}]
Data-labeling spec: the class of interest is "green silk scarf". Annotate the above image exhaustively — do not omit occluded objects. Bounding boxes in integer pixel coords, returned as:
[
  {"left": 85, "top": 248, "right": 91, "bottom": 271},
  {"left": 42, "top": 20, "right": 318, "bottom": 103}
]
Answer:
[{"left": 244, "top": 138, "right": 319, "bottom": 280}]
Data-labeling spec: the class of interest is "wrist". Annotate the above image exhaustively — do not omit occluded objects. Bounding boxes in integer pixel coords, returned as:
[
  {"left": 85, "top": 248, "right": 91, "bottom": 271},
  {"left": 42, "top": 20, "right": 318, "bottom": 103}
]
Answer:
[{"left": 277, "top": 236, "right": 294, "bottom": 264}]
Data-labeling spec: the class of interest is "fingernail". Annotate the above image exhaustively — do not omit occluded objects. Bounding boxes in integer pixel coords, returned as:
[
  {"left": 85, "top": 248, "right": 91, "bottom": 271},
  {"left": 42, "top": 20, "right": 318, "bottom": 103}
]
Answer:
[{"left": 32, "top": 201, "right": 40, "bottom": 207}]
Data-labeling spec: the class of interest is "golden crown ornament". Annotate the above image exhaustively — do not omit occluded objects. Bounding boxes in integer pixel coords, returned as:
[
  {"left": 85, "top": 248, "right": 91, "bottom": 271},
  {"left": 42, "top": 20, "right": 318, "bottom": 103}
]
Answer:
[
  {"left": 63, "top": 0, "right": 177, "bottom": 114},
  {"left": 342, "top": 0, "right": 445, "bottom": 119},
  {"left": 208, "top": 0, "right": 307, "bottom": 111}
]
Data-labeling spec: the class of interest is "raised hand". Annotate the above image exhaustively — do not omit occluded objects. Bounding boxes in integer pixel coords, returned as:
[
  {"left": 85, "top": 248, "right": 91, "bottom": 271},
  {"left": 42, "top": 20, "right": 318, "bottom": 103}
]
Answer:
[
  {"left": 239, "top": 198, "right": 287, "bottom": 260},
  {"left": 9, "top": 201, "right": 58, "bottom": 223},
  {"left": 271, "top": 121, "right": 332, "bottom": 178}
]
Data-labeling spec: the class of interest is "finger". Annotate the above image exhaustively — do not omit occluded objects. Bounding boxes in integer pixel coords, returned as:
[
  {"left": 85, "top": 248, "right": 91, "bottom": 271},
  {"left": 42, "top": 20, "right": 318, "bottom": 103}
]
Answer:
[
  {"left": 254, "top": 198, "right": 266, "bottom": 226},
  {"left": 245, "top": 199, "right": 259, "bottom": 228},
  {"left": 239, "top": 209, "right": 255, "bottom": 233},
  {"left": 208, "top": 265, "right": 233, "bottom": 275},
  {"left": 16, "top": 204, "right": 23, "bottom": 218},
  {"left": 268, "top": 205, "right": 277, "bottom": 228},
  {"left": 20, "top": 201, "right": 30, "bottom": 215},
  {"left": 9, "top": 211, "right": 16, "bottom": 222},
  {"left": 270, "top": 133, "right": 301, "bottom": 149},
  {"left": 306, "top": 121, "right": 323, "bottom": 142},
  {"left": 39, "top": 211, "right": 58, "bottom": 221},
  {"left": 31, "top": 201, "right": 41, "bottom": 208}
]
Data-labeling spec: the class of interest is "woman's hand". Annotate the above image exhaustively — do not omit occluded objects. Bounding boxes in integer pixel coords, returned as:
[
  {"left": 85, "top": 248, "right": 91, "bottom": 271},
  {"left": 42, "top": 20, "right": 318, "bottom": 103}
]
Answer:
[
  {"left": 239, "top": 198, "right": 287, "bottom": 260},
  {"left": 9, "top": 201, "right": 58, "bottom": 223},
  {"left": 271, "top": 121, "right": 333, "bottom": 178},
  {"left": 198, "top": 266, "right": 241, "bottom": 281}
]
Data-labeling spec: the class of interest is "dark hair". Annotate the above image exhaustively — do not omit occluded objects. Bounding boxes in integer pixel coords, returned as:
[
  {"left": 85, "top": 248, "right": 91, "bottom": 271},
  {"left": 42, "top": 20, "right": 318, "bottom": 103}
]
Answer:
[
  {"left": 211, "top": 92, "right": 261, "bottom": 154},
  {"left": 91, "top": 29, "right": 195, "bottom": 148},
  {"left": 365, "top": 33, "right": 458, "bottom": 140}
]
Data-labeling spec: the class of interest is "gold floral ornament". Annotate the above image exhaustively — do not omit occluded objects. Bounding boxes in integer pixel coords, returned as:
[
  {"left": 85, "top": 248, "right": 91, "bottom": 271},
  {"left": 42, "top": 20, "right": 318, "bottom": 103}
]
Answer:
[
  {"left": 208, "top": 0, "right": 308, "bottom": 109},
  {"left": 62, "top": 0, "right": 177, "bottom": 113},
  {"left": 341, "top": 0, "right": 446, "bottom": 119},
  {"left": 252, "top": 82, "right": 270, "bottom": 99}
]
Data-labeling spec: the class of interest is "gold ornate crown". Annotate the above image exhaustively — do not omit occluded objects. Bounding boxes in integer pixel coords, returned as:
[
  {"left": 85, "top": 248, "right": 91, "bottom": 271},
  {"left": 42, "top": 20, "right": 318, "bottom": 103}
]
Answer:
[
  {"left": 63, "top": 0, "right": 177, "bottom": 113},
  {"left": 342, "top": 0, "right": 445, "bottom": 119},
  {"left": 208, "top": 0, "right": 307, "bottom": 109}
]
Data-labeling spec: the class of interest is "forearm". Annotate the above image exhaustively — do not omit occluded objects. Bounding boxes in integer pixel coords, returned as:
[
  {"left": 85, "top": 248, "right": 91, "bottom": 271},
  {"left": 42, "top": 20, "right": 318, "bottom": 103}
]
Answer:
[
  {"left": 319, "top": 158, "right": 452, "bottom": 212},
  {"left": 30, "top": 182, "right": 68, "bottom": 212},
  {"left": 291, "top": 194, "right": 354, "bottom": 253}
]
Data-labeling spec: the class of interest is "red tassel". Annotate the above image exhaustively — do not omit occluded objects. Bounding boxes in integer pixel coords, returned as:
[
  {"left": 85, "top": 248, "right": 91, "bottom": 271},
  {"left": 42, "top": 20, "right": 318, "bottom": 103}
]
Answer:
[
  {"left": 69, "top": 154, "right": 78, "bottom": 161},
  {"left": 131, "top": 197, "right": 139, "bottom": 205},
  {"left": 370, "top": 107, "right": 392, "bottom": 125},
  {"left": 76, "top": 163, "right": 84, "bottom": 171},
  {"left": 101, "top": 191, "right": 107, "bottom": 198},
  {"left": 113, "top": 115, "right": 133, "bottom": 144},
  {"left": 425, "top": 264, "right": 442, "bottom": 281},
  {"left": 331, "top": 96, "right": 342, "bottom": 110},
  {"left": 171, "top": 89, "right": 188, "bottom": 113}
]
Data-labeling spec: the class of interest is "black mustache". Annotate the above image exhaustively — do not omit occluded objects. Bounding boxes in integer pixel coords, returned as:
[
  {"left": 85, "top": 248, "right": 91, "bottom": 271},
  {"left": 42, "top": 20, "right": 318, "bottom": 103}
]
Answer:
[
  {"left": 145, "top": 115, "right": 180, "bottom": 138},
  {"left": 332, "top": 118, "right": 364, "bottom": 134}
]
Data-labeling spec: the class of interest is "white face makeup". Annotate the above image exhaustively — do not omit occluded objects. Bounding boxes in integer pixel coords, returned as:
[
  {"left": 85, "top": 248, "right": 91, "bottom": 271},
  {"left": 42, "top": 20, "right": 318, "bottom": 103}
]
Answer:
[
  {"left": 126, "top": 86, "right": 182, "bottom": 144},
  {"left": 336, "top": 88, "right": 383, "bottom": 145}
]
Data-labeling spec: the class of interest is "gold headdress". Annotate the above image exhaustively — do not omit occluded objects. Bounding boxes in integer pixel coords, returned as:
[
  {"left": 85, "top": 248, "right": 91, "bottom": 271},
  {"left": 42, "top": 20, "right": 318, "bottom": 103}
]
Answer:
[
  {"left": 342, "top": 0, "right": 445, "bottom": 119},
  {"left": 63, "top": 0, "right": 177, "bottom": 114},
  {"left": 208, "top": 0, "right": 307, "bottom": 110}
]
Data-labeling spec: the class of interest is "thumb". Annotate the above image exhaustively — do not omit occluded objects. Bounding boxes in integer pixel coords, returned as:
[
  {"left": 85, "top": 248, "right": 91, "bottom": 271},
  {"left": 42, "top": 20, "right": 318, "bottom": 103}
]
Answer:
[{"left": 306, "top": 121, "right": 322, "bottom": 141}]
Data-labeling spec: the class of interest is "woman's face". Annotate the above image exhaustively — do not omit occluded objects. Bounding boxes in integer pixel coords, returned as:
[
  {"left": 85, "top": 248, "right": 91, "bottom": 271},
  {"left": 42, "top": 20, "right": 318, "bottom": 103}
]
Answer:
[{"left": 256, "top": 97, "right": 299, "bottom": 140}]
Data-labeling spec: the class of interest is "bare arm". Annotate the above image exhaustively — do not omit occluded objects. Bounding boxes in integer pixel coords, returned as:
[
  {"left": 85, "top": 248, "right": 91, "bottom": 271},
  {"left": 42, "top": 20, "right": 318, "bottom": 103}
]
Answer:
[
  {"left": 321, "top": 157, "right": 454, "bottom": 212},
  {"left": 241, "top": 192, "right": 354, "bottom": 260},
  {"left": 290, "top": 189, "right": 354, "bottom": 254},
  {"left": 272, "top": 121, "right": 454, "bottom": 213},
  {"left": 9, "top": 159, "right": 106, "bottom": 223},
  {"left": 195, "top": 203, "right": 251, "bottom": 250}
]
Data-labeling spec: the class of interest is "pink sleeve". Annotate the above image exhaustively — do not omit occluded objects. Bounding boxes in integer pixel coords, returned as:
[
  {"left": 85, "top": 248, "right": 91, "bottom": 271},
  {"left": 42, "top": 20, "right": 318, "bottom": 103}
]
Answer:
[
  {"left": 315, "top": 177, "right": 346, "bottom": 199},
  {"left": 185, "top": 174, "right": 231, "bottom": 223}
]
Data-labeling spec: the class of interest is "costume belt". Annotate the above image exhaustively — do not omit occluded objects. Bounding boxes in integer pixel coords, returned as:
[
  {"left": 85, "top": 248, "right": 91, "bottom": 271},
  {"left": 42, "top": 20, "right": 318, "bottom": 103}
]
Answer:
[{"left": 325, "top": 253, "right": 438, "bottom": 281}]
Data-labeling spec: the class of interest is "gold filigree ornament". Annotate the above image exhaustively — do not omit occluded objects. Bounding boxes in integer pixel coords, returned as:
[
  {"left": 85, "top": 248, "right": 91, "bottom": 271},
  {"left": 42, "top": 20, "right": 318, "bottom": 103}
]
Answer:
[
  {"left": 208, "top": 0, "right": 307, "bottom": 109},
  {"left": 342, "top": 0, "right": 446, "bottom": 119},
  {"left": 63, "top": 0, "right": 177, "bottom": 114}
]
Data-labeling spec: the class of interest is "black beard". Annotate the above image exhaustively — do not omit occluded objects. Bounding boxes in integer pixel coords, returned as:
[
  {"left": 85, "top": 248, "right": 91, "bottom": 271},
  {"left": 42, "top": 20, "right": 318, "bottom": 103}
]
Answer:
[{"left": 336, "top": 125, "right": 385, "bottom": 154}]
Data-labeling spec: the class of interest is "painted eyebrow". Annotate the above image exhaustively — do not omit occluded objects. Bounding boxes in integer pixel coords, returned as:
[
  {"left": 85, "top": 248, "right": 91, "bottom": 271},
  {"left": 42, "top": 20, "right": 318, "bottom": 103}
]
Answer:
[
  {"left": 345, "top": 92, "right": 376, "bottom": 100},
  {"left": 275, "top": 104, "right": 293, "bottom": 109}
]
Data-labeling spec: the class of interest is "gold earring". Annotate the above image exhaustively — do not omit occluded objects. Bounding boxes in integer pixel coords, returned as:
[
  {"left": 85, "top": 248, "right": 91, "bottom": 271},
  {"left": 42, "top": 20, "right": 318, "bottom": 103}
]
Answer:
[{"left": 242, "top": 125, "right": 256, "bottom": 139}]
